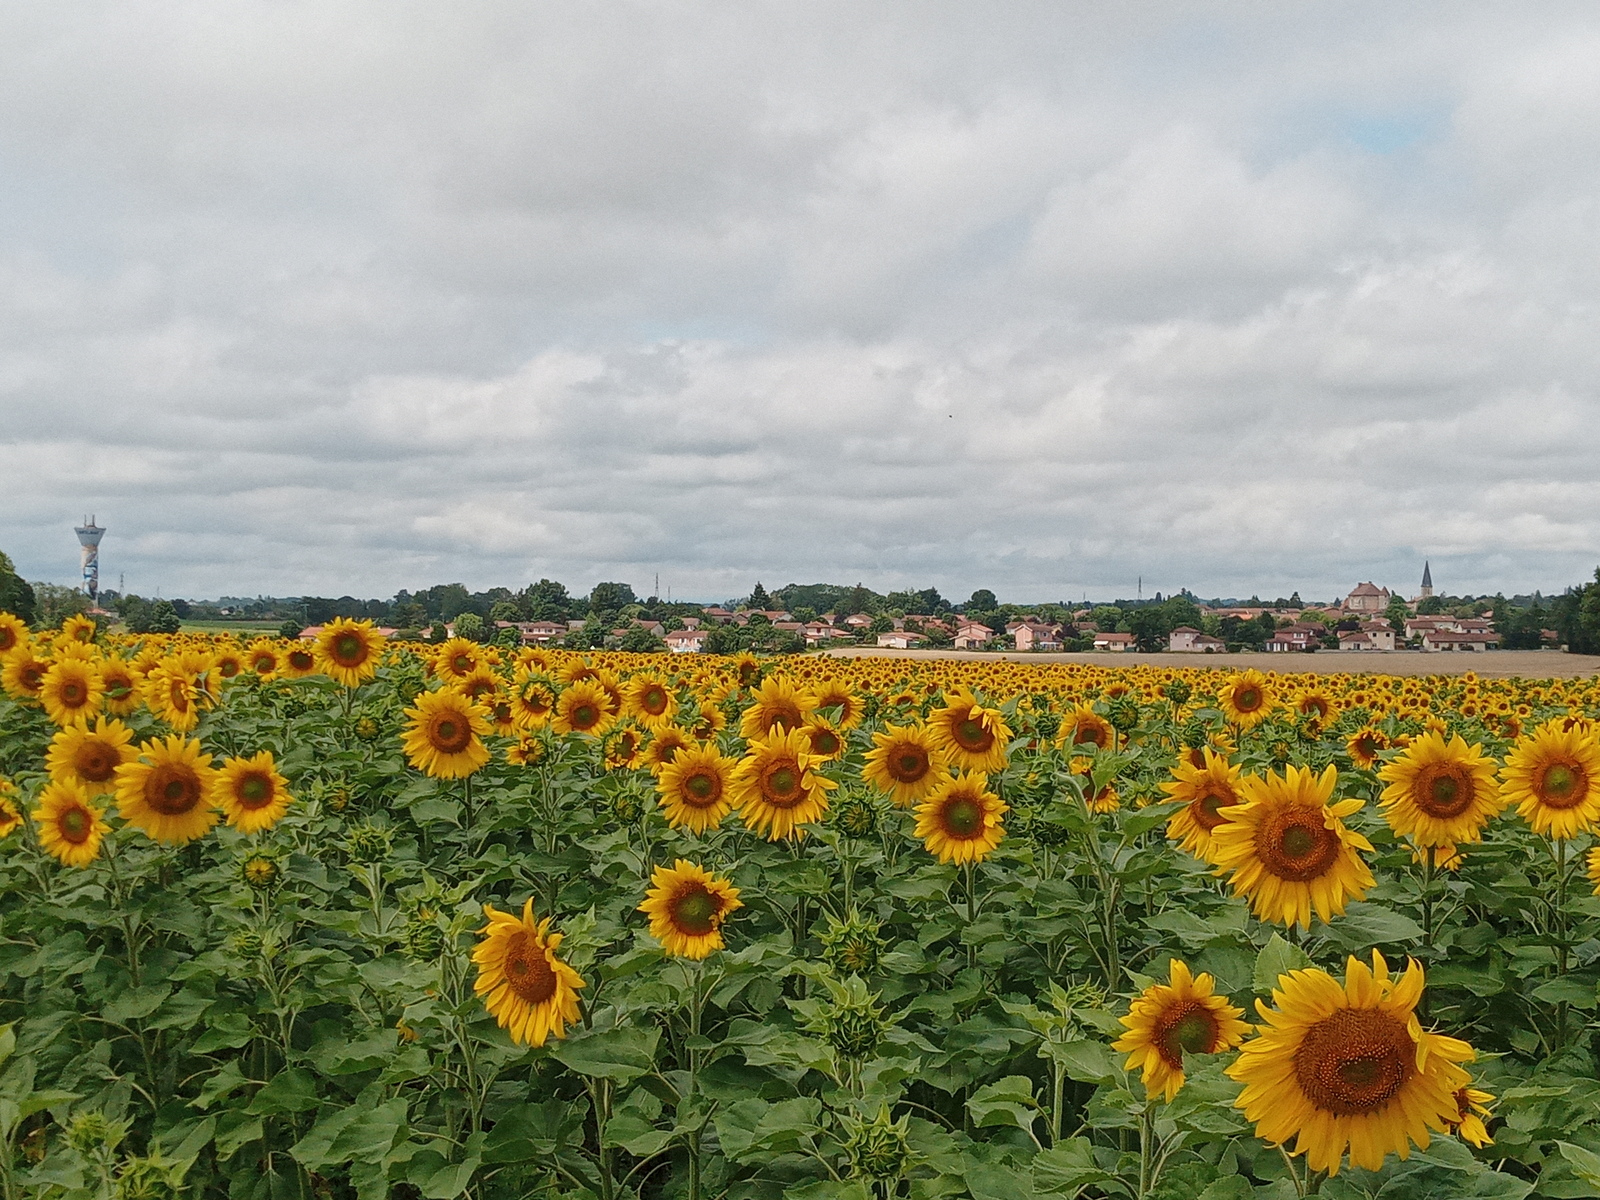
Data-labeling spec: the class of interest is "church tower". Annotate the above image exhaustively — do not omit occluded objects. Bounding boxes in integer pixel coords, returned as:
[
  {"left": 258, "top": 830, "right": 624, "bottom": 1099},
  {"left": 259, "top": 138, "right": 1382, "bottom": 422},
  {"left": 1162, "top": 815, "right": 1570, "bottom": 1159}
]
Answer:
[{"left": 1419, "top": 561, "right": 1433, "bottom": 600}]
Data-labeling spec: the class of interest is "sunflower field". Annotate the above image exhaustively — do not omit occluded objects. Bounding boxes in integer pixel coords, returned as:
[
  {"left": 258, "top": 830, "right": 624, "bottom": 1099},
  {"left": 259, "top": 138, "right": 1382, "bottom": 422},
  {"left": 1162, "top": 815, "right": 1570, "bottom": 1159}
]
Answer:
[{"left": 3, "top": 614, "right": 1600, "bottom": 1199}]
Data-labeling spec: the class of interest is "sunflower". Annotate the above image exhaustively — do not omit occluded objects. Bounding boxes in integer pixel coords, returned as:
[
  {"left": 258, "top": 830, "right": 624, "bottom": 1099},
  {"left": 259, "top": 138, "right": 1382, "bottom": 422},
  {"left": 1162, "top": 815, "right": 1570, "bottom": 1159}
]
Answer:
[
  {"left": 1449, "top": 1084, "right": 1495, "bottom": 1149},
  {"left": 1501, "top": 720, "right": 1600, "bottom": 839},
  {"left": 624, "top": 672, "right": 676, "bottom": 728},
  {"left": 551, "top": 679, "right": 617, "bottom": 738},
  {"left": 1346, "top": 727, "right": 1388, "bottom": 769},
  {"left": 0, "top": 613, "right": 27, "bottom": 657},
  {"left": 1294, "top": 689, "right": 1336, "bottom": 726},
  {"left": 278, "top": 643, "right": 320, "bottom": 680},
  {"left": 643, "top": 725, "right": 693, "bottom": 773},
  {"left": 1, "top": 650, "right": 49, "bottom": 704},
  {"left": 401, "top": 689, "right": 491, "bottom": 779},
  {"left": 472, "top": 899, "right": 585, "bottom": 1047},
  {"left": 505, "top": 733, "right": 548, "bottom": 767},
  {"left": 33, "top": 780, "right": 110, "bottom": 867},
  {"left": 315, "top": 617, "right": 385, "bottom": 688},
  {"left": 1228, "top": 951, "right": 1476, "bottom": 1176},
  {"left": 142, "top": 661, "right": 208, "bottom": 732},
  {"left": 0, "top": 781, "right": 21, "bottom": 838},
  {"left": 656, "top": 745, "right": 738, "bottom": 833},
  {"left": 914, "top": 771, "right": 1007, "bottom": 864},
  {"left": 1377, "top": 731, "right": 1505, "bottom": 849},
  {"left": 1162, "top": 748, "right": 1243, "bottom": 862},
  {"left": 638, "top": 860, "right": 743, "bottom": 959},
  {"left": 688, "top": 703, "right": 726, "bottom": 741},
  {"left": 454, "top": 667, "right": 501, "bottom": 707},
  {"left": 38, "top": 657, "right": 105, "bottom": 726},
  {"left": 510, "top": 674, "right": 557, "bottom": 729},
  {"left": 813, "top": 680, "right": 864, "bottom": 730},
  {"left": 862, "top": 722, "right": 948, "bottom": 808},
  {"left": 1113, "top": 959, "right": 1249, "bottom": 1101},
  {"left": 738, "top": 676, "right": 817, "bottom": 741},
  {"left": 802, "top": 717, "right": 847, "bottom": 761},
  {"left": 927, "top": 688, "right": 1011, "bottom": 773},
  {"left": 113, "top": 734, "right": 219, "bottom": 845},
  {"left": 212, "top": 647, "right": 245, "bottom": 682},
  {"left": 435, "top": 637, "right": 486, "bottom": 683},
  {"left": 1208, "top": 764, "right": 1374, "bottom": 929},
  {"left": 733, "top": 729, "right": 836, "bottom": 840},
  {"left": 1218, "top": 669, "right": 1274, "bottom": 729},
  {"left": 1058, "top": 704, "right": 1114, "bottom": 752},
  {"left": 602, "top": 725, "right": 647, "bottom": 771},
  {"left": 731, "top": 651, "right": 761, "bottom": 688},
  {"left": 46, "top": 717, "right": 136, "bottom": 796},
  {"left": 245, "top": 640, "right": 281, "bottom": 678},
  {"left": 210, "top": 750, "right": 293, "bottom": 834}
]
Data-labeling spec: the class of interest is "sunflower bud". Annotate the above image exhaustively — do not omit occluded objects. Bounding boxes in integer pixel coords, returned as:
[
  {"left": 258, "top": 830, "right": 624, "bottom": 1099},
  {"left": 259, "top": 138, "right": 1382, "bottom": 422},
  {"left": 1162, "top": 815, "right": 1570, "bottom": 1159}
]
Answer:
[
  {"left": 353, "top": 716, "right": 382, "bottom": 742},
  {"left": 66, "top": 1110, "right": 127, "bottom": 1157},
  {"left": 240, "top": 854, "right": 282, "bottom": 891},
  {"left": 113, "top": 1147, "right": 189, "bottom": 1200},
  {"left": 401, "top": 907, "right": 447, "bottom": 960},
  {"left": 827, "top": 792, "right": 879, "bottom": 839},
  {"left": 810, "top": 975, "right": 893, "bottom": 1061},
  {"left": 840, "top": 1106, "right": 915, "bottom": 1183},
  {"left": 345, "top": 822, "right": 391, "bottom": 864},
  {"left": 818, "top": 910, "right": 887, "bottom": 977},
  {"left": 1107, "top": 696, "right": 1141, "bottom": 733}
]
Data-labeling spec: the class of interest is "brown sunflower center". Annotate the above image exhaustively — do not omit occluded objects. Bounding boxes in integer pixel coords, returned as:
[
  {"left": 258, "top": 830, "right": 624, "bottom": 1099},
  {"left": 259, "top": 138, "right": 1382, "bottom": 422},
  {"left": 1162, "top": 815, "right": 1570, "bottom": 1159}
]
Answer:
[
  {"left": 104, "top": 675, "right": 132, "bottom": 700},
  {"left": 1293, "top": 1008, "right": 1415, "bottom": 1116},
  {"left": 502, "top": 931, "right": 558, "bottom": 1004},
  {"left": 683, "top": 770, "right": 721, "bottom": 805},
  {"left": 20, "top": 665, "right": 44, "bottom": 691},
  {"left": 218, "top": 659, "right": 240, "bottom": 678},
  {"left": 760, "top": 759, "right": 805, "bottom": 808},
  {"left": 569, "top": 703, "right": 600, "bottom": 731},
  {"left": 1154, "top": 1001, "right": 1219, "bottom": 1069},
  {"left": 1192, "top": 789, "right": 1234, "bottom": 831},
  {"left": 288, "top": 650, "right": 314, "bottom": 671},
  {"left": 1255, "top": 807, "right": 1342, "bottom": 882},
  {"left": 940, "top": 795, "right": 983, "bottom": 838},
  {"left": 889, "top": 745, "right": 930, "bottom": 783},
  {"left": 0, "top": 629, "right": 13, "bottom": 652},
  {"left": 764, "top": 702, "right": 804, "bottom": 733},
  {"left": 1537, "top": 761, "right": 1587, "bottom": 809},
  {"left": 428, "top": 713, "right": 473, "bottom": 754},
  {"left": 147, "top": 764, "right": 203, "bottom": 816},
  {"left": 58, "top": 805, "right": 92, "bottom": 844},
  {"left": 74, "top": 740, "right": 119, "bottom": 783},
  {"left": 669, "top": 883, "right": 722, "bottom": 936},
  {"left": 235, "top": 772, "right": 276, "bottom": 810},
  {"left": 953, "top": 713, "right": 994, "bottom": 753},
  {"left": 1233, "top": 686, "right": 1262, "bottom": 713},
  {"left": 810, "top": 728, "right": 842, "bottom": 756},
  {"left": 59, "top": 679, "right": 87, "bottom": 705},
  {"left": 1074, "top": 722, "right": 1109, "bottom": 748},
  {"left": 641, "top": 687, "right": 669, "bottom": 715},
  {"left": 451, "top": 654, "right": 474, "bottom": 674},
  {"left": 332, "top": 634, "right": 367, "bottom": 666},
  {"left": 251, "top": 655, "right": 275, "bottom": 673},
  {"left": 1414, "top": 764, "right": 1474, "bottom": 819},
  {"left": 169, "top": 680, "right": 190, "bottom": 711}
]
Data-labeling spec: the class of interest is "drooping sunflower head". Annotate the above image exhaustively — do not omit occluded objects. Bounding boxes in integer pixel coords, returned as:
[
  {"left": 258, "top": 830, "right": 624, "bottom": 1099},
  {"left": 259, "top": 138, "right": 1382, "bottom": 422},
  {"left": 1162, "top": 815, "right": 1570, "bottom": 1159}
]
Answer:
[
  {"left": 656, "top": 744, "right": 738, "bottom": 833},
  {"left": 738, "top": 675, "right": 817, "bottom": 741},
  {"left": 1295, "top": 689, "right": 1336, "bottom": 725},
  {"left": 1162, "top": 747, "right": 1243, "bottom": 862},
  {"left": 33, "top": 780, "right": 110, "bottom": 867},
  {"left": 46, "top": 717, "right": 136, "bottom": 796},
  {"left": 401, "top": 688, "right": 492, "bottom": 779},
  {"left": 315, "top": 617, "right": 385, "bottom": 688},
  {"left": 602, "top": 724, "right": 647, "bottom": 771},
  {"left": 210, "top": 750, "right": 293, "bottom": 834},
  {"left": 1377, "top": 730, "right": 1506, "bottom": 848},
  {"left": 1208, "top": 764, "right": 1375, "bottom": 929},
  {"left": 552, "top": 679, "right": 617, "bottom": 738},
  {"left": 1228, "top": 951, "right": 1477, "bottom": 1176},
  {"left": 1113, "top": 959, "right": 1249, "bottom": 1102},
  {"left": 862, "top": 722, "right": 948, "bottom": 808},
  {"left": 113, "top": 734, "right": 220, "bottom": 845},
  {"left": 638, "top": 859, "right": 743, "bottom": 959},
  {"left": 913, "top": 771, "right": 1007, "bottom": 864},
  {"left": 732, "top": 728, "right": 837, "bottom": 841},
  {"left": 1346, "top": 727, "right": 1389, "bottom": 769},
  {"left": 1502, "top": 720, "right": 1600, "bottom": 839},
  {"left": 510, "top": 674, "right": 558, "bottom": 729},
  {"left": 472, "top": 900, "right": 586, "bottom": 1047},
  {"left": 802, "top": 717, "right": 847, "bottom": 762},
  {"left": 1219, "top": 669, "right": 1275, "bottom": 729},
  {"left": 927, "top": 688, "right": 1011, "bottom": 773}
]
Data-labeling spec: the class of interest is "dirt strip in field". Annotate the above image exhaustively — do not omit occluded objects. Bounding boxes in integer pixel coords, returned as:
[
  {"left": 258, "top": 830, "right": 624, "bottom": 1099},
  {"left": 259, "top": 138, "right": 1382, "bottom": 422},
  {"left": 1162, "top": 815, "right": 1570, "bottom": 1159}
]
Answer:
[{"left": 824, "top": 647, "right": 1600, "bottom": 679}]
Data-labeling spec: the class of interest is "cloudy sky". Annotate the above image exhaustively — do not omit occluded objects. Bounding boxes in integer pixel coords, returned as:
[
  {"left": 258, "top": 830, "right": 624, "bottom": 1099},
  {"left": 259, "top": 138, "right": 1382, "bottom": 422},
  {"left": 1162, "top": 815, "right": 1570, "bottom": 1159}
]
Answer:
[{"left": 3, "top": 2, "right": 1600, "bottom": 605}]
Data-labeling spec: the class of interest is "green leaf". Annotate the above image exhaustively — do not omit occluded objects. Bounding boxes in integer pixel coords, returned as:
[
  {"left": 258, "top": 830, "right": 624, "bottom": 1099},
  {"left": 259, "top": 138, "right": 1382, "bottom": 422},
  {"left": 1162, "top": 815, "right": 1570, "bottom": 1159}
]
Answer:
[
  {"left": 1196, "top": 1179, "right": 1254, "bottom": 1200},
  {"left": 103, "top": 984, "right": 172, "bottom": 1024},
  {"left": 481, "top": 1099, "right": 588, "bottom": 1164},
  {"left": 602, "top": 1113, "right": 673, "bottom": 1157},
  {"left": 291, "top": 1097, "right": 409, "bottom": 1170},
  {"left": 712, "top": 1097, "right": 822, "bottom": 1162},
  {"left": 966, "top": 1161, "right": 1039, "bottom": 1200},
  {"left": 1032, "top": 1139, "right": 1118, "bottom": 1196},
  {"left": 551, "top": 1025, "right": 660, "bottom": 1083},
  {"left": 967, "top": 1076, "right": 1041, "bottom": 1136},
  {"left": 213, "top": 1112, "right": 265, "bottom": 1159},
  {"left": 196, "top": 1061, "right": 248, "bottom": 1110},
  {"left": 191, "top": 1012, "right": 254, "bottom": 1053},
  {"left": 1532, "top": 977, "right": 1598, "bottom": 1009},
  {"left": 248, "top": 1067, "right": 321, "bottom": 1115},
  {"left": 1324, "top": 902, "right": 1423, "bottom": 947},
  {"left": 1557, "top": 1141, "right": 1600, "bottom": 1188},
  {"left": 1253, "top": 933, "right": 1314, "bottom": 993}
]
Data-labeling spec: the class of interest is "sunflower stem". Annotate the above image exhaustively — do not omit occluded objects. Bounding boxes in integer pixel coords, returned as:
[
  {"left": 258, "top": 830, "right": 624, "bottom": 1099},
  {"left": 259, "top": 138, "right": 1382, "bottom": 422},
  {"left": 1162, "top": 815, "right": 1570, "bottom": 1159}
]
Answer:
[
  {"left": 1553, "top": 835, "right": 1571, "bottom": 1049},
  {"left": 687, "top": 961, "right": 705, "bottom": 1200}
]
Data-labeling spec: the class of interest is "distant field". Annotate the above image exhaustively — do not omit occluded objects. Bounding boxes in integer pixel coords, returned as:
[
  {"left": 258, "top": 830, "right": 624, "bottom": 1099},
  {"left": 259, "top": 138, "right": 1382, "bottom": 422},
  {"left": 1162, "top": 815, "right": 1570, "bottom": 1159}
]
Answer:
[
  {"left": 830, "top": 646, "right": 1600, "bottom": 678},
  {"left": 177, "top": 620, "right": 284, "bottom": 635}
]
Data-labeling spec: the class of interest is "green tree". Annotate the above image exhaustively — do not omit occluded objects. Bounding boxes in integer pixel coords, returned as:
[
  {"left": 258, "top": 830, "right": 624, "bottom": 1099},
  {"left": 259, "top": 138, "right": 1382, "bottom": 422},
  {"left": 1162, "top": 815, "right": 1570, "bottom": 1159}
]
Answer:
[
  {"left": 146, "top": 600, "right": 181, "bottom": 634},
  {"left": 1383, "top": 595, "right": 1410, "bottom": 631},
  {"left": 967, "top": 589, "right": 997, "bottom": 612},
  {"left": 619, "top": 625, "right": 666, "bottom": 653},
  {"left": 748, "top": 581, "right": 771, "bottom": 609},
  {"left": 0, "top": 552, "right": 35, "bottom": 623},
  {"left": 590, "top": 582, "right": 636, "bottom": 613},
  {"left": 277, "top": 616, "right": 304, "bottom": 639},
  {"left": 32, "top": 582, "right": 89, "bottom": 629},
  {"left": 843, "top": 583, "right": 873, "bottom": 617},
  {"left": 453, "top": 612, "right": 486, "bottom": 642},
  {"left": 1417, "top": 595, "right": 1444, "bottom": 615},
  {"left": 1125, "top": 606, "right": 1172, "bottom": 652},
  {"left": 522, "top": 579, "right": 572, "bottom": 621},
  {"left": 489, "top": 600, "right": 522, "bottom": 624}
]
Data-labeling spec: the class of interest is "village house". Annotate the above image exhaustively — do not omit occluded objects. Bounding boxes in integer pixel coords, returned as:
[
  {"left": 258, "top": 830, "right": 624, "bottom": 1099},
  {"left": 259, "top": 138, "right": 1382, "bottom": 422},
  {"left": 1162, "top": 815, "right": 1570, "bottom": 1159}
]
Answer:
[
  {"left": 1343, "top": 582, "right": 1393, "bottom": 614},
  {"left": 1266, "top": 623, "right": 1325, "bottom": 652},
  {"left": 1013, "top": 620, "right": 1066, "bottom": 651},
  {"left": 803, "top": 621, "right": 850, "bottom": 646},
  {"left": 876, "top": 630, "right": 928, "bottom": 649},
  {"left": 953, "top": 621, "right": 994, "bottom": 649},
  {"left": 1421, "top": 629, "right": 1500, "bottom": 652},
  {"left": 664, "top": 628, "right": 710, "bottom": 653},
  {"left": 700, "top": 607, "right": 736, "bottom": 624},
  {"left": 1169, "top": 626, "right": 1226, "bottom": 652},
  {"left": 1338, "top": 621, "right": 1396, "bottom": 652},
  {"left": 1093, "top": 632, "right": 1136, "bottom": 652},
  {"left": 842, "top": 613, "right": 873, "bottom": 630},
  {"left": 491, "top": 618, "right": 569, "bottom": 645}
]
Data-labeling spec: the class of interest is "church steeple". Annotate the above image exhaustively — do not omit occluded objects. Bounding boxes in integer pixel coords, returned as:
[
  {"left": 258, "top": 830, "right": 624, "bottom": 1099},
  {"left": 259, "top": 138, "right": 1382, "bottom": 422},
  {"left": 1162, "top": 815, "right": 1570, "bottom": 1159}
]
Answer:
[{"left": 1419, "top": 561, "right": 1433, "bottom": 599}]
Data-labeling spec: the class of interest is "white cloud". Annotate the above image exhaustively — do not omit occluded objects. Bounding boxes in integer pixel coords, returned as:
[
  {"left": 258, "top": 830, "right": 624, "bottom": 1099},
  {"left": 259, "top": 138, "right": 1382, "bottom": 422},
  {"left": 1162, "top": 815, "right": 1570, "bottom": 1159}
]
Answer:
[{"left": 1, "top": 2, "right": 1598, "bottom": 604}]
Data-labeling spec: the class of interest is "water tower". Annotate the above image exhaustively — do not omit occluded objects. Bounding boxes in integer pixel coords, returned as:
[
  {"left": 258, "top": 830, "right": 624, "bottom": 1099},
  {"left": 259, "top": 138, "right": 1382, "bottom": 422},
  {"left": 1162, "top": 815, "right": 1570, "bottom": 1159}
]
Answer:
[{"left": 74, "top": 516, "right": 105, "bottom": 603}]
